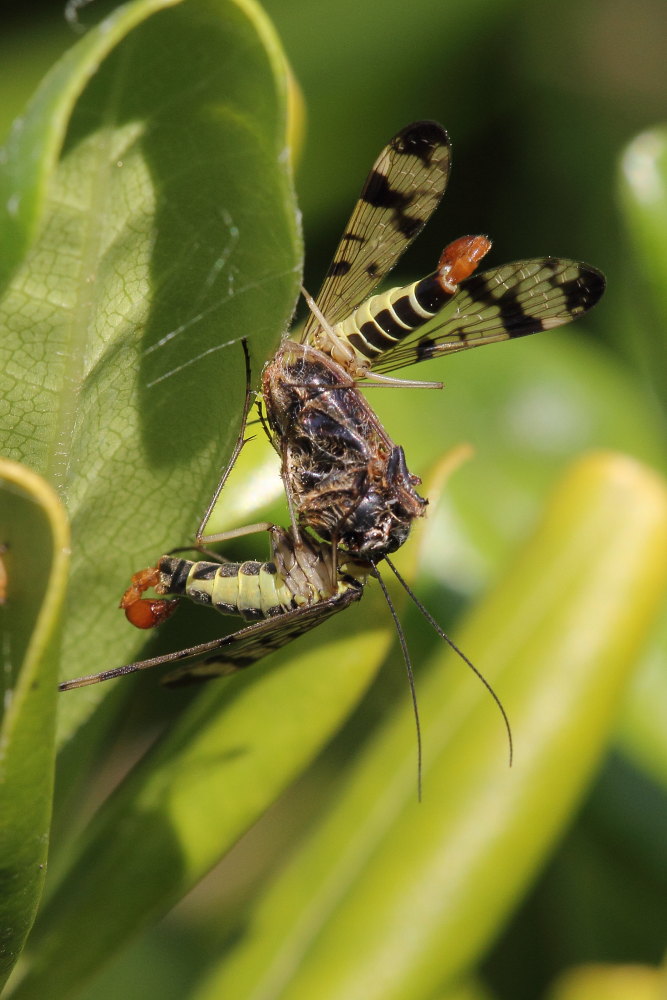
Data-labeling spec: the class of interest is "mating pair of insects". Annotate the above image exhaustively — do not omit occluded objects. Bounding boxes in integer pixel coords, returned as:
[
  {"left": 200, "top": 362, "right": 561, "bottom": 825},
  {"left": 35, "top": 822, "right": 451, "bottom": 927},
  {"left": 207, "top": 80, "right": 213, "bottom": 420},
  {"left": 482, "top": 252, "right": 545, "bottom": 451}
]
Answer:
[{"left": 60, "top": 122, "right": 605, "bottom": 763}]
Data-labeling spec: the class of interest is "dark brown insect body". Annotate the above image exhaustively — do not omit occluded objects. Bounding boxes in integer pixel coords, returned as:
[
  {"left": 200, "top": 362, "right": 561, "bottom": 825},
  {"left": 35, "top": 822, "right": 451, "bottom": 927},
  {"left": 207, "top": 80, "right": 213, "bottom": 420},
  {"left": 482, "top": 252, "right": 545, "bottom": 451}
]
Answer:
[
  {"left": 261, "top": 121, "right": 603, "bottom": 564},
  {"left": 261, "top": 341, "right": 426, "bottom": 559}
]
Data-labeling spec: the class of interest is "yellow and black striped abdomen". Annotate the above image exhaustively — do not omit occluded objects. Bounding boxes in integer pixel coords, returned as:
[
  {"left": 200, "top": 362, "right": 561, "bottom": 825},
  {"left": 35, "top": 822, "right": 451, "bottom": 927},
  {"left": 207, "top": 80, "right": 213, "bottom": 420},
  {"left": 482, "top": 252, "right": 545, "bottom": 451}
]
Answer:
[
  {"left": 332, "top": 271, "right": 447, "bottom": 363},
  {"left": 156, "top": 557, "right": 297, "bottom": 621},
  {"left": 324, "top": 235, "right": 493, "bottom": 371}
]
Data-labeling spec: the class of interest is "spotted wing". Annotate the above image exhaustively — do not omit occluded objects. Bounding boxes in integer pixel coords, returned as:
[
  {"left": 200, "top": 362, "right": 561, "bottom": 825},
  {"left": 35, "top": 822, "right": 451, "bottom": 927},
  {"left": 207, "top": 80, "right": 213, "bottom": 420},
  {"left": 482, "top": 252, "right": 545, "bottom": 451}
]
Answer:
[
  {"left": 301, "top": 121, "right": 451, "bottom": 340},
  {"left": 370, "top": 258, "right": 606, "bottom": 374},
  {"left": 161, "top": 585, "right": 362, "bottom": 686}
]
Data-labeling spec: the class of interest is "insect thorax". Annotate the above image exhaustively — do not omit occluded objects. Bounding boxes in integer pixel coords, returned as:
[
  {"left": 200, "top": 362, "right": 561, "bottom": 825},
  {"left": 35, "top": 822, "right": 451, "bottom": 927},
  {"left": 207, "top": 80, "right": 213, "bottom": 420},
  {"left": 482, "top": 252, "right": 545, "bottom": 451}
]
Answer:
[{"left": 262, "top": 342, "right": 426, "bottom": 559}]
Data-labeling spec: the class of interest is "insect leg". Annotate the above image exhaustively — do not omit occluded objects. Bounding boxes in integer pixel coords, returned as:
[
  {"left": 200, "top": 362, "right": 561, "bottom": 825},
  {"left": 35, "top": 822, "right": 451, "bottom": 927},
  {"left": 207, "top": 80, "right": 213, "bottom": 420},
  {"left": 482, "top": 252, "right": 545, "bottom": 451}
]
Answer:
[{"left": 195, "top": 337, "right": 256, "bottom": 547}]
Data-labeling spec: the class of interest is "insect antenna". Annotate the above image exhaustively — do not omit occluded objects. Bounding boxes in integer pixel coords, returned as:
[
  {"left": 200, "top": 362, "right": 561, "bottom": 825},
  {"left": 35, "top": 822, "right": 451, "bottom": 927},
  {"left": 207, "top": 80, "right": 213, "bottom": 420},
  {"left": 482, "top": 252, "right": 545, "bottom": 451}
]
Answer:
[
  {"left": 370, "top": 562, "right": 423, "bottom": 801},
  {"left": 384, "top": 556, "right": 513, "bottom": 767}
]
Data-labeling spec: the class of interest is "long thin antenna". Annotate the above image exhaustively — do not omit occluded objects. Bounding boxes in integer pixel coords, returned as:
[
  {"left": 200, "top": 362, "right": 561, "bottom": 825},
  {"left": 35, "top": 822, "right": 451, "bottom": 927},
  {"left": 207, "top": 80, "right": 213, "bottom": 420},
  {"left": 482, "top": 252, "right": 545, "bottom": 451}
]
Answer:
[
  {"left": 371, "top": 563, "right": 423, "bottom": 801},
  {"left": 384, "top": 556, "right": 513, "bottom": 767}
]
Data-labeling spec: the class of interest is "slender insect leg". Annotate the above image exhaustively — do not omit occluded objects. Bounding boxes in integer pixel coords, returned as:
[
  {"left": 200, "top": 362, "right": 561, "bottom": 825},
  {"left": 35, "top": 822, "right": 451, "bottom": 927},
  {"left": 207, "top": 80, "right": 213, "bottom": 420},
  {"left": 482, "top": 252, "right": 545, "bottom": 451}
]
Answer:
[
  {"left": 253, "top": 381, "right": 303, "bottom": 541},
  {"left": 195, "top": 520, "right": 278, "bottom": 553},
  {"left": 195, "top": 338, "right": 257, "bottom": 547},
  {"left": 255, "top": 397, "right": 273, "bottom": 447},
  {"left": 358, "top": 375, "right": 443, "bottom": 388},
  {"left": 279, "top": 437, "right": 303, "bottom": 544}
]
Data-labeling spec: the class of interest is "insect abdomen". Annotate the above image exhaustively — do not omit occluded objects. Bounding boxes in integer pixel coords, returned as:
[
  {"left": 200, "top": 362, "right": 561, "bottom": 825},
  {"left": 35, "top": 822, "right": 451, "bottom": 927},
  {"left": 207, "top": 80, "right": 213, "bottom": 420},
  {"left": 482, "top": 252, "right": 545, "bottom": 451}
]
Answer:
[
  {"left": 331, "top": 235, "right": 491, "bottom": 364},
  {"left": 333, "top": 276, "right": 439, "bottom": 361},
  {"left": 157, "top": 557, "right": 296, "bottom": 621}
]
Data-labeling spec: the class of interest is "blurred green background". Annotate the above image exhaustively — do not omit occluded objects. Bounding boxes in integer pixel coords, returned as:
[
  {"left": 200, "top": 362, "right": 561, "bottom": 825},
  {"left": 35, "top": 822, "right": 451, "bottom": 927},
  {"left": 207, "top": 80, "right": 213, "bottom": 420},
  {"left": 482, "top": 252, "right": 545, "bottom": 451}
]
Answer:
[{"left": 1, "top": 1, "right": 666, "bottom": 998}]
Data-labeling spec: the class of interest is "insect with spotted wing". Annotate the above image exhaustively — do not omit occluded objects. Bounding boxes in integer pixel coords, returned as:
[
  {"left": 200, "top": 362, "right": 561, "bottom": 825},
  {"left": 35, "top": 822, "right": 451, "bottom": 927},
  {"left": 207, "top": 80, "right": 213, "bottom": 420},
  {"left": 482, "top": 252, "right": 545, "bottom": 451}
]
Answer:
[
  {"left": 58, "top": 525, "right": 370, "bottom": 691},
  {"left": 262, "top": 121, "right": 605, "bottom": 562},
  {"left": 58, "top": 341, "right": 373, "bottom": 692},
  {"left": 58, "top": 513, "right": 511, "bottom": 788},
  {"left": 60, "top": 123, "right": 600, "bottom": 774}
]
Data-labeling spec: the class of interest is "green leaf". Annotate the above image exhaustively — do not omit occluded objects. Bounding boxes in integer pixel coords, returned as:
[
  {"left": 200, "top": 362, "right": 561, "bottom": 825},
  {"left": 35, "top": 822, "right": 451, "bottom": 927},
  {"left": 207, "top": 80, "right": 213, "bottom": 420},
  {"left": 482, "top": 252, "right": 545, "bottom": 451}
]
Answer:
[
  {"left": 618, "top": 128, "right": 667, "bottom": 403},
  {"left": 435, "top": 983, "right": 495, "bottom": 1000},
  {"left": 14, "top": 601, "right": 391, "bottom": 1000},
  {"left": 544, "top": 962, "right": 664, "bottom": 1000},
  {"left": 0, "top": 0, "right": 303, "bottom": 741},
  {"left": 615, "top": 609, "right": 667, "bottom": 789},
  {"left": 618, "top": 127, "right": 667, "bottom": 322},
  {"left": 0, "top": 459, "right": 69, "bottom": 989},
  {"left": 190, "top": 452, "right": 667, "bottom": 1000},
  {"left": 0, "top": 0, "right": 176, "bottom": 290},
  {"left": 613, "top": 129, "right": 667, "bottom": 787}
]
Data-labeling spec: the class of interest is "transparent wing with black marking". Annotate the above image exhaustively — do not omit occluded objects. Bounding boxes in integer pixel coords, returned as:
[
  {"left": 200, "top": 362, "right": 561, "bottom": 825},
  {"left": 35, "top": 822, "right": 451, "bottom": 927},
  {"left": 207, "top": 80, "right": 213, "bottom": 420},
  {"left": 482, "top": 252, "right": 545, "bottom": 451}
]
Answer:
[
  {"left": 370, "top": 258, "right": 606, "bottom": 374},
  {"left": 301, "top": 121, "right": 451, "bottom": 339},
  {"left": 161, "top": 586, "right": 363, "bottom": 687}
]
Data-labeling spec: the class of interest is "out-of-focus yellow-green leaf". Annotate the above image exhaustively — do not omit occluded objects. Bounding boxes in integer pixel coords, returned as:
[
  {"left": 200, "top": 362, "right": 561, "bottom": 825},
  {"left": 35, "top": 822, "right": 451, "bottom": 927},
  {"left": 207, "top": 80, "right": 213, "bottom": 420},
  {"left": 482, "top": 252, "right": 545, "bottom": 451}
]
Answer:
[
  {"left": 191, "top": 452, "right": 667, "bottom": 1000},
  {"left": 544, "top": 962, "right": 664, "bottom": 1000},
  {"left": 618, "top": 128, "right": 667, "bottom": 399},
  {"left": 435, "top": 979, "right": 496, "bottom": 1000},
  {"left": 615, "top": 606, "right": 667, "bottom": 789},
  {"left": 0, "top": 459, "right": 69, "bottom": 989},
  {"left": 619, "top": 128, "right": 667, "bottom": 327},
  {"left": 13, "top": 589, "right": 391, "bottom": 1000}
]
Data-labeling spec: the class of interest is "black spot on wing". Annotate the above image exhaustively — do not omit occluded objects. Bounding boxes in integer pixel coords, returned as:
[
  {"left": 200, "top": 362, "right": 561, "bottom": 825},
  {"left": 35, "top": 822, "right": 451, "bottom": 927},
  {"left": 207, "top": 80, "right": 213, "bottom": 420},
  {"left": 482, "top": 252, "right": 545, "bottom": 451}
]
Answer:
[
  {"left": 362, "top": 169, "right": 411, "bottom": 210},
  {"left": 400, "top": 215, "right": 424, "bottom": 239},
  {"left": 327, "top": 259, "right": 352, "bottom": 278},
  {"left": 559, "top": 277, "right": 585, "bottom": 314},
  {"left": 360, "top": 169, "right": 424, "bottom": 238},
  {"left": 496, "top": 284, "right": 535, "bottom": 335},
  {"left": 460, "top": 273, "right": 502, "bottom": 310},
  {"left": 453, "top": 272, "right": 540, "bottom": 339},
  {"left": 391, "top": 121, "right": 450, "bottom": 165},
  {"left": 559, "top": 267, "right": 606, "bottom": 314}
]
